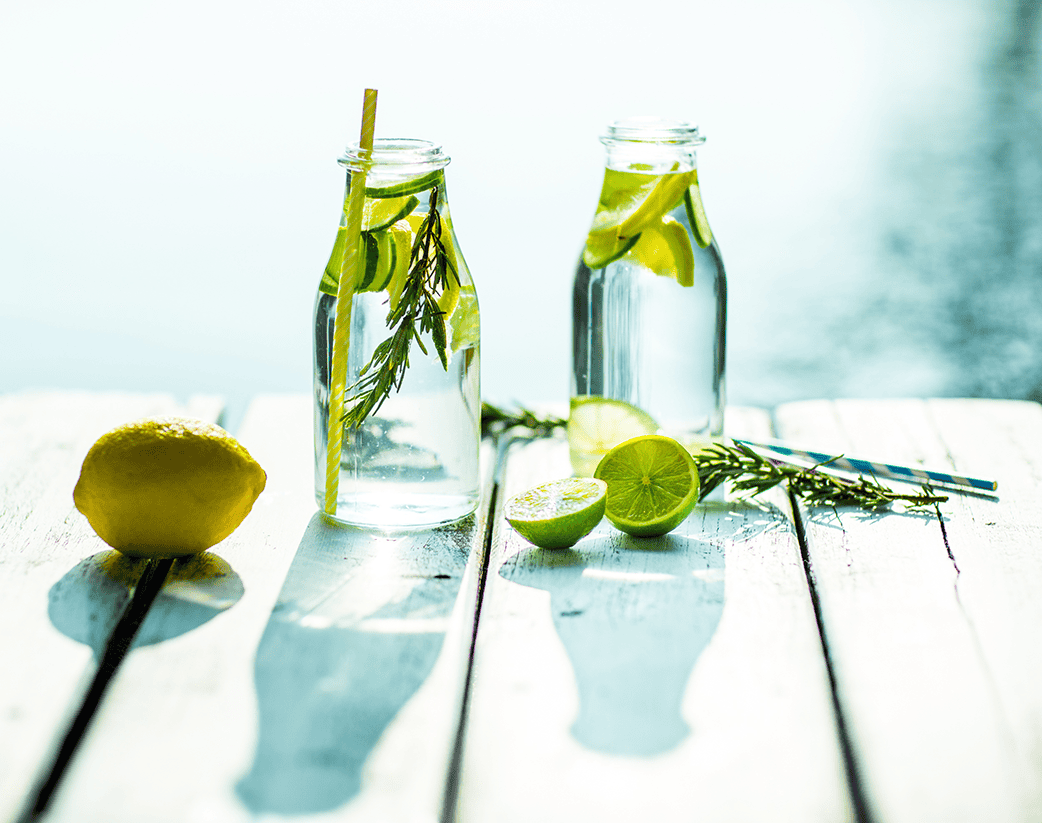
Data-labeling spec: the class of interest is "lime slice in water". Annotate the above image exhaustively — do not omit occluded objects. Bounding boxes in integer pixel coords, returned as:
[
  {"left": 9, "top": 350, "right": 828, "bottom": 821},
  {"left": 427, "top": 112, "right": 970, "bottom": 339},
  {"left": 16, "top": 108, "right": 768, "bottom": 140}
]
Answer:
[
  {"left": 569, "top": 397, "right": 659, "bottom": 477},
  {"left": 362, "top": 194, "right": 419, "bottom": 232},
  {"left": 684, "top": 179, "right": 713, "bottom": 249},
  {"left": 448, "top": 285, "right": 479, "bottom": 352},
  {"left": 594, "top": 435, "right": 700, "bottom": 537},
  {"left": 365, "top": 169, "right": 443, "bottom": 199},
  {"left": 505, "top": 477, "right": 607, "bottom": 549}
]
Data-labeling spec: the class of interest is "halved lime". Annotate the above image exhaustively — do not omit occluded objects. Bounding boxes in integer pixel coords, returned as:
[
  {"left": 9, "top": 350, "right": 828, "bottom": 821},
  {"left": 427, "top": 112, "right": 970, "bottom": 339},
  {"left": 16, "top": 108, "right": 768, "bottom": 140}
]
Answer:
[
  {"left": 594, "top": 435, "right": 700, "bottom": 537},
  {"left": 626, "top": 216, "right": 694, "bottom": 287},
  {"left": 568, "top": 396, "right": 659, "bottom": 477},
  {"left": 362, "top": 194, "right": 419, "bottom": 232},
  {"left": 505, "top": 477, "right": 607, "bottom": 549},
  {"left": 684, "top": 179, "right": 713, "bottom": 249}
]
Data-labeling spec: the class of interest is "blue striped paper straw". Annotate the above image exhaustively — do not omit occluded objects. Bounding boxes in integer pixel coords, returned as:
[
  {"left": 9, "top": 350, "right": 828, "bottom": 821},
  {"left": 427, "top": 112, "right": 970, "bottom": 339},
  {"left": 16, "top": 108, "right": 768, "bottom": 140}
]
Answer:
[{"left": 733, "top": 439, "right": 998, "bottom": 492}]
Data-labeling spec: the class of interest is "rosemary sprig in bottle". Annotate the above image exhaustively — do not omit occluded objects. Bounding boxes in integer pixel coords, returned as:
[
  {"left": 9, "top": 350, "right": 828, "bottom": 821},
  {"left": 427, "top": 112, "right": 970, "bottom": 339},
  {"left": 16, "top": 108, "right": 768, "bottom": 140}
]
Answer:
[
  {"left": 342, "top": 186, "right": 458, "bottom": 430},
  {"left": 697, "top": 441, "right": 948, "bottom": 510}
]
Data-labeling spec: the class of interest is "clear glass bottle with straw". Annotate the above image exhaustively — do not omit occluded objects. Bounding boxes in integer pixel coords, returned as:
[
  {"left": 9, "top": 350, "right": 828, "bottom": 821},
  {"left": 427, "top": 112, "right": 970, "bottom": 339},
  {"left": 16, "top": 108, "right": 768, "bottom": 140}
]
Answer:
[
  {"left": 570, "top": 117, "right": 726, "bottom": 476},
  {"left": 314, "top": 138, "right": 480, "bottom": 527}
]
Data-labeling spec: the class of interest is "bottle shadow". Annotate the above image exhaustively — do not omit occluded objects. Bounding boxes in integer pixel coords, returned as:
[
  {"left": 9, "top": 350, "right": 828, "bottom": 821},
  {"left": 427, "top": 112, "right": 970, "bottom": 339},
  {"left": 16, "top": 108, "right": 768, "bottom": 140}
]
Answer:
[
  {"left": 499, "top": 504, "right": 768, "bottom": 758},
  {"left": 47, "top": 550, "right": 244, "bottom": 654},
  {"left": 236, "top": 511, "right": 472, "bottom": 816}
]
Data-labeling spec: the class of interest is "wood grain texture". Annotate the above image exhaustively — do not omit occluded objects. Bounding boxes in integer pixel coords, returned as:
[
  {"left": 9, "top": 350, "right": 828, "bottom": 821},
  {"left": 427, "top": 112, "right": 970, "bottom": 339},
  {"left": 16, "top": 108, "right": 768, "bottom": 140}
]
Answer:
[
  {"left": 774, "top": 398, "right": 1042, "bottom": 823},
  {"left": 0, "top": 391, "right": 223, "bottom": 823},
  {"left": 454, "top": 410, "right": 853, "bottom": 823},
  {"left": 43, "top": 394, "right": 496, "bottom": 822}
]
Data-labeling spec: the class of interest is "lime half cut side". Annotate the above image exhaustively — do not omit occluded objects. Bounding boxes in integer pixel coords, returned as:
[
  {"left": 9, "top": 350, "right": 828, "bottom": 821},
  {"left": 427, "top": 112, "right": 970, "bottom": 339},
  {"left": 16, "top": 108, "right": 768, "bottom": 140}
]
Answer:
[
  {"left": 594, "top": 434, "right": 700, "bottom": 538},
  {"left": 569, "top": 397, "right": 659, "bottom": 477},
  {"left": 505, "top": 478, "right": 607, "bottom": 549}
]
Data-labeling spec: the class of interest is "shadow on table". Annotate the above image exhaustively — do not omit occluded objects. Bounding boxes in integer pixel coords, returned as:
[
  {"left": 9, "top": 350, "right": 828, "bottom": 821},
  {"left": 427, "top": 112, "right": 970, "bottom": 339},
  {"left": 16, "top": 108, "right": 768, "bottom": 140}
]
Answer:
[
  {"left": 499, "top": 503, "right": 769, "bottom": 757},
  {"left": 48, "top": 550, "right": 243, "bottom": 654},
  {"left": 236, "top": 512, "right": 472, "bottom": 816}
]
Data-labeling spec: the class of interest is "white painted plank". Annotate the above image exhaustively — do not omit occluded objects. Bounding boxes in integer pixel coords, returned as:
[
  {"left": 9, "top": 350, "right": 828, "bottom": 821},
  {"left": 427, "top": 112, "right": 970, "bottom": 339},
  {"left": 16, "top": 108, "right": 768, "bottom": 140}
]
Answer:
[
  {"left": 0, "top": 391, "right": 223, "bottom": 823},
  {"left": 773, "top": 398, "right": 1041, "bottom": 822},
  {"left": 924, "top": 399, "right": 1042, "bottom": 818},
  {"left": 46, "top": 394, "right": 496, "bottom": 822},
  {"left": 455, "top": 410, "right": 853, "bottom": 823}
]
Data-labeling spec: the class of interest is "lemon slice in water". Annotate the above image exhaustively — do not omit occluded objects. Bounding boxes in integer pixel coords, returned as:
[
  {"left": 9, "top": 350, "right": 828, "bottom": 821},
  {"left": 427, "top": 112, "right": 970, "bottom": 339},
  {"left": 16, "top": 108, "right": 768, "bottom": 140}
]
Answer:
[{"left": 626, "top": 215, "right": 694, "bottom": 287}]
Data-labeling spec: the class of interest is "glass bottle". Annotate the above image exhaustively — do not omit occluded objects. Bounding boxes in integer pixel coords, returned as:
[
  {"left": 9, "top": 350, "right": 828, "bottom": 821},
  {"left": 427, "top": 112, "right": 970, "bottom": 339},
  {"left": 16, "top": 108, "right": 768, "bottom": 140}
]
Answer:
[
  {"left": 570, "top": 117, "right": 726, "bottom": 476},
  {"left": 314, "top": 139, "right": 480, "bottom": 527}
]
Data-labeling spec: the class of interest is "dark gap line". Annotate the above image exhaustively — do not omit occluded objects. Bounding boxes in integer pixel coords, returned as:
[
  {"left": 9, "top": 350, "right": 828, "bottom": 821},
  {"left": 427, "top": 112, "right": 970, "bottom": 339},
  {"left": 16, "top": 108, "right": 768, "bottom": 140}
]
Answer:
[
  {"left": 439, "top": 433, "right": 515, "bottom": 823},
  {"left": 788, "top": 488, "right": 878, "bottom": 823},
  {"left": 18, "top": 556, "right": 175, "bottom": 823}
]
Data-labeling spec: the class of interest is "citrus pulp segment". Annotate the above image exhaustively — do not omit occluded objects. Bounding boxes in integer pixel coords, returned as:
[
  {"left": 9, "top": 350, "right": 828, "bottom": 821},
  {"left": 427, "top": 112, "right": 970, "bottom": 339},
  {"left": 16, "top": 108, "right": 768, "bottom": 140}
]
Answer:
[
  {"left": 568, "top": 397, "right": 659, "bottom": 477},
  {"left": 505, "top": 478, "right": 607, "bottom": 549},
  {"left": 594, "top": 434, "right": 699, "bottom": 537}
]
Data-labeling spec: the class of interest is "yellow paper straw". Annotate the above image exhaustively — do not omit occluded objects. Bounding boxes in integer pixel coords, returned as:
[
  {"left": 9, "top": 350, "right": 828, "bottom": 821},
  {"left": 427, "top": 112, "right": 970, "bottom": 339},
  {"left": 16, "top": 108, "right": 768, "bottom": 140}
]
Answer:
[{"left": 324, "top": 88, "right": 378, "bottom": 516}]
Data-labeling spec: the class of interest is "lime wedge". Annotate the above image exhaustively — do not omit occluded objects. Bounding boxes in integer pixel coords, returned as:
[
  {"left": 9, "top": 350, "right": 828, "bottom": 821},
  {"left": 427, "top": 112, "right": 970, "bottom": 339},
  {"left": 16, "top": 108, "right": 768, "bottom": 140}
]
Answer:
[
  {"left": 505, "top": 477, "right": 607, "bottom": 549},
  {"left": 684, "top": 179, "right": 713, "bottom": 249},
  {"left": 362, "top": 194, "right": 419, "bottom": 232},
  {"left": 626, "top": 216, "right": 694, "bottom": 287},
  {"left": 365, "top": 170, "right": 443, "bottom": 199},
  {"left": 568, "top": 396, "right": 659, "bottom": 477},
  {"left": 594, "top": 435, "right": 700, "bottom": 537}
]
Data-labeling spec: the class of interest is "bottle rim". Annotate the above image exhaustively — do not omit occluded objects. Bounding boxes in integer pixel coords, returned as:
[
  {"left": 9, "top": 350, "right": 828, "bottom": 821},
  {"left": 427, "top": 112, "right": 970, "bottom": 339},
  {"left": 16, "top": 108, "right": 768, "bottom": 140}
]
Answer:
[
  {"left": 339, "top": 138, "right": 450, "bottom": 171},
  {"left": 600, "top": 117, "right": 706, "bottom": 146}
]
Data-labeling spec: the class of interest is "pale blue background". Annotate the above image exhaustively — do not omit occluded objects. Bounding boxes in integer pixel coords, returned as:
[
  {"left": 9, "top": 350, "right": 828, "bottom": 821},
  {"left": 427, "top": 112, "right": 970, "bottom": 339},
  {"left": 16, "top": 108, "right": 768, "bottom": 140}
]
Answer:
[{"left": 2, "top": 0, "right": 1040, "bottom": 428}]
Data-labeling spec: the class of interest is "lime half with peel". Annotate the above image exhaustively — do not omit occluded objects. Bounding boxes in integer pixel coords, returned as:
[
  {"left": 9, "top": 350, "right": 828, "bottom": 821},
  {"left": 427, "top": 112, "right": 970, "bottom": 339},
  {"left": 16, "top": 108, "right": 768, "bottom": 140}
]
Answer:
[
  {"left": 594, "top": 435, "right": 699, "bottom": 537},
  {"left": 505, "top": 478, "right": 607, "bottom": 549},
  {"left": 569, "top": 396, "right": 659, "bottom": 477}
]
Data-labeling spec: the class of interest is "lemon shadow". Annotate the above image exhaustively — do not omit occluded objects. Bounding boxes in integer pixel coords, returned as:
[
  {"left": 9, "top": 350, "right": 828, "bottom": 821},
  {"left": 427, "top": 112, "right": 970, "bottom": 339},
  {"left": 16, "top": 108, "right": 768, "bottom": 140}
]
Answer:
[
  {"left": 236, "top": 511, "right": 472, "bottom": 815},
  {"left": 47, "top": 550, "right": 244, "bottom": 655}
]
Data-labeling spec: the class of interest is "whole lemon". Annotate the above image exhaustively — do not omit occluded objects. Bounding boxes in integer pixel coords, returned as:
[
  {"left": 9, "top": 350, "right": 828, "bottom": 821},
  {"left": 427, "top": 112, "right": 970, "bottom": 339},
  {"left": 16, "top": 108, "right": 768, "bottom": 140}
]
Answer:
[{"left": 73, "top": 416, "right": 267, "bottom": 558}]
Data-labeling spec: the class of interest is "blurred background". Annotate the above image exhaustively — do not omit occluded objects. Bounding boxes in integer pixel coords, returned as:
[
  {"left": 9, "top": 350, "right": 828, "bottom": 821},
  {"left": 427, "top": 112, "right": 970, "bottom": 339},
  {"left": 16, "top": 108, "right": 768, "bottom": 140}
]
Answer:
[{"left": 2, "top": 0, "right": 1040, "bottom": 429}]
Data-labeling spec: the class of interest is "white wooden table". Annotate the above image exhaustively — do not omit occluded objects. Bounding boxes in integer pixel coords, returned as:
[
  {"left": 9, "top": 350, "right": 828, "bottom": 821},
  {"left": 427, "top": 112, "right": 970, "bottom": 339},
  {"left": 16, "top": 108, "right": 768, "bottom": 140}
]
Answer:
[{"left": 2, "top": 391, "right": 1041, "bottom": 823}]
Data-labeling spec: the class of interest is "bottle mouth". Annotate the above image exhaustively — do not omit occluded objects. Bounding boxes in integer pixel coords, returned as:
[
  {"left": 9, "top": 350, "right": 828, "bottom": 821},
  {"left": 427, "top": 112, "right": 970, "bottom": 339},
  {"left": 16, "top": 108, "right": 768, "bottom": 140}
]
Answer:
[
  {"left": 601, "top": 117, "right": 705, "bottom": 146},
  {"left": 339, "top": 138, "right": 450, "bottom": 171}
]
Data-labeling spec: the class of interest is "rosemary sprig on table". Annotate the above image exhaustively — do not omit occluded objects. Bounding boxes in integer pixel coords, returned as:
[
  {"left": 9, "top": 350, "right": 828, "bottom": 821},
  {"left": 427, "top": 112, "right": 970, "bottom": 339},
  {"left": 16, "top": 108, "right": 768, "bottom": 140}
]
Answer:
[
  {"left": 343, "top": 186, "right": 458, "bottom": 430},
  {"left": 480, "top": 402, "right": 566, "bottom": 438},
  {"left": 483, "top": 405, "right": 947, "bottom": 511},
  {"left": 696, "top": 441, "right": 948, "bottom": 510}
]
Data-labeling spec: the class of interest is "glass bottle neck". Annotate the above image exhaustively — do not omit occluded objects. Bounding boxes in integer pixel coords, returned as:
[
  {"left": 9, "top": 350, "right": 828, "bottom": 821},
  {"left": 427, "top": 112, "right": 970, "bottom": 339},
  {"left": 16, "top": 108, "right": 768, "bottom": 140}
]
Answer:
[{"left": 600, "top": 117, "right": 705, "bottom": 174}]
